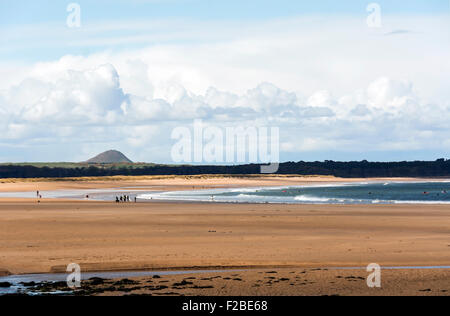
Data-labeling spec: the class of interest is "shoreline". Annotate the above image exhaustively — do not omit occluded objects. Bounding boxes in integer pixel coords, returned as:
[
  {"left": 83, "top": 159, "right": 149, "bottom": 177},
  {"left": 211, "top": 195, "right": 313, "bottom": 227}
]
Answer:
[
  {"left": 2, "top": 175, "right": 449, "bottom": 193},
  {"left": 1, "top": 175, "right": 450, "bottom": 205},
  {"left": 4, "top": 263, "right": 450, "bottom": 279},
  {"left": 3, "top": 267, "right": 449, "bottom": 296}
]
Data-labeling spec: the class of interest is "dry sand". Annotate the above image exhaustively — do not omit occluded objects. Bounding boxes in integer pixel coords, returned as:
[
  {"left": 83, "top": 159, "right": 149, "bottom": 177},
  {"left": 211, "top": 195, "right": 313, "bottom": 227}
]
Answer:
[{"left": 0, "top": 176, "right": 449, "bottom": 295}]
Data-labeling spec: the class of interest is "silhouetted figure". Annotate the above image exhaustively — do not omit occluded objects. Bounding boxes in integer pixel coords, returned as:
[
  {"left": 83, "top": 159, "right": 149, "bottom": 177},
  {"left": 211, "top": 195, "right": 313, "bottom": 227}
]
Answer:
[
  {"left": 116, "top": 196, "right": 119, "bottom": 203},
  {"left": 134, "top": 197, "right": 137, "bottom": 203},
  {"left": 120, "top": 196, "right": 123, "bottom": 202}
]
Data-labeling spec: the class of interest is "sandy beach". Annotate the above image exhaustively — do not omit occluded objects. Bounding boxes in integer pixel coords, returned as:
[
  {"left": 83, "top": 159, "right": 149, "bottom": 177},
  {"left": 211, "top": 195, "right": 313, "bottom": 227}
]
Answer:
[{"left": 0, "top": 176, "right": 449, "bottom": 295}]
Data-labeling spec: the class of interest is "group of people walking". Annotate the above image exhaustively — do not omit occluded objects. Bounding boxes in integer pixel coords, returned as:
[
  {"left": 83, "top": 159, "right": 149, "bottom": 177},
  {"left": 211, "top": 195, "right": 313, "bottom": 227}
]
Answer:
[
  {"left": 116, "top": 195, "right": 136, "bottom": 203},
  {"left": 37, "top": 188, "right": 137, "bottom": 203}
]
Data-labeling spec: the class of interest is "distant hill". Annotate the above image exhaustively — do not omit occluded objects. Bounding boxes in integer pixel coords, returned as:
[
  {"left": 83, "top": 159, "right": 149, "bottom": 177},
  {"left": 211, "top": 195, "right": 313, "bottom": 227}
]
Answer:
[{"left": 85, "top": 150, "right": 133, "bottom": 164}]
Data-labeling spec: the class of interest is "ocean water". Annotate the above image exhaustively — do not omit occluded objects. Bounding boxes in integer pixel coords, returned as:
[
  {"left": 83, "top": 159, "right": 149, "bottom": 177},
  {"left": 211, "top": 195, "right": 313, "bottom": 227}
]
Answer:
[{"left": 139, "top": 182, "right": 450, "bottom": 204}]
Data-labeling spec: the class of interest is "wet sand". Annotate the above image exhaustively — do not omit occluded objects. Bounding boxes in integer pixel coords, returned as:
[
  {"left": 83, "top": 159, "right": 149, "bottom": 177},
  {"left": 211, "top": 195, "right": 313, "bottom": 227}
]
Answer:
[
  {"left": 89, "top": 268, "right": 450, "bottom": 296},
  {"left": 10, "top": 268, "right": 449, "bottom": 296},
  {"left": 0, "top": 176, "right": 449, "bottom": 295}
]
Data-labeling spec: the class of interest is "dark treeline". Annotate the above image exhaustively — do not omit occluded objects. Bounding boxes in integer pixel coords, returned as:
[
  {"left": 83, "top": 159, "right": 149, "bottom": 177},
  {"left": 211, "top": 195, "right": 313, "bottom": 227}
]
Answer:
[{"left": 1, "top": 159, "right": 450, "bottom": 179}]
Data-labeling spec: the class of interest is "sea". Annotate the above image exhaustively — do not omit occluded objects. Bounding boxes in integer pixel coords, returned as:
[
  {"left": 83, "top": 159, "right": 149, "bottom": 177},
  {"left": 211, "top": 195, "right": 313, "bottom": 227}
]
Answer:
[{"left": 138, "top": 181, "right": 450, "bottom": 204}]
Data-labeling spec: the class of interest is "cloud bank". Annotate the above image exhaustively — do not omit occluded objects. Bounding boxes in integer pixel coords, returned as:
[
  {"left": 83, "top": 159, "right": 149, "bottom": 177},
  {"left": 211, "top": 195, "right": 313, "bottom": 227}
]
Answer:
[
  {"left": 0, "top": 15, "right": 449, "bottom": 162},
  {"left": 1, "top": 62, "right": 448, "bottom": 163}
]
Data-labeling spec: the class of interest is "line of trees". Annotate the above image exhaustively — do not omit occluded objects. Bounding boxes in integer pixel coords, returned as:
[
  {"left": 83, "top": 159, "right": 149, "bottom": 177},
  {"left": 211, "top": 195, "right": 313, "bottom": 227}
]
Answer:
[{"left": 1, "top": 159, "right": 450, "bottom": 179}]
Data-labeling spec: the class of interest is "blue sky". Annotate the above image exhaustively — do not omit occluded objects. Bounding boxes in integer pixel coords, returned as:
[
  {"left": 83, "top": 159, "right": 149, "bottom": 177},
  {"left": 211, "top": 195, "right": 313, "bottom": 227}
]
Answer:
[
  {"left": 0, "top": 1, "right": 449, "bottom": 163},
  {"left": 1, "top": 0, "right": 448, "bottom": 25},
  {"left": 1, "top": 0, "right": 448, "bottom": 60}
]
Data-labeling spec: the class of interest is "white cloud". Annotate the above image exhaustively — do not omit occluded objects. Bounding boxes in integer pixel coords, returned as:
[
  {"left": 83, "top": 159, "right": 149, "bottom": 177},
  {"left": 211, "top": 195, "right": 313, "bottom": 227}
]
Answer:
[
  {"left": 1, "top": 59, "right": 449, "bottom": 162},
  {"left": 8, "top": 64, "right": 127, "bottom": 125},
  {"left": 0, "top": 14, "right": 449, "bottom": 162},
  {"left": 366, "top": 77, "right": 415, "bottom": 111},
  {"left": 307, "top": 90, "right": 335, "bottom": 108}
]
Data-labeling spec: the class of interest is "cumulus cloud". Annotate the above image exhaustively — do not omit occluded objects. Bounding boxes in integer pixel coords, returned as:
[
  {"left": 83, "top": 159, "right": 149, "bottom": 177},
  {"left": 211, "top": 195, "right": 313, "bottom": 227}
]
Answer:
[
  {"left": 0, "top": 13, "right": 449, "bottom": 162},
  {"left": 3, "top": 64, "right": 127, "bottom": 126},
  {"left": 0, "top": 57, "right": 448, "bottom": 163},
  {"left": 366, "top": 77, "right": 415, "bottom": 111}
]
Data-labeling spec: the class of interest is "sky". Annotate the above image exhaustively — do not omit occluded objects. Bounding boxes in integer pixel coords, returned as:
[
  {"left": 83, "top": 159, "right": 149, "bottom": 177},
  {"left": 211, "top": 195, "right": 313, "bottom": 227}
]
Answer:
[{"left": 0, "top": 0, "right": 449, "bottom": 163}]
